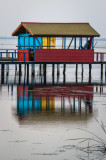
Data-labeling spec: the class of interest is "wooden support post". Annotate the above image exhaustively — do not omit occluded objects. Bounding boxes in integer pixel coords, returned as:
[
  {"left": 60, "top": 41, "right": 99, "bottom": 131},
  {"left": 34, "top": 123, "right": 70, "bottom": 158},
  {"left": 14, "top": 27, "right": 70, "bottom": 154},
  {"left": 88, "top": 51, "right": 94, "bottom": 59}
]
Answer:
[
  {"left": 27, "top": 64, "right": 29, "bottom": 84},
  {"left": 1, "top": 64, "right": 4, "bottom": 84},
  {"left": 39, "top": 64, "right": 41, "bottom": 76},
  {"left": 63, "top": 64, "right": 66, "bottom": 84},
  {"left": 57, "top": 64, "right": 60, "bottom": 75},
  {"left": 101, "top": 64, "right": 103, "bottom": 82},
  {"left": 43, "top": 64, "right": 46, "bottom": 84},
  {"left": 76, "top": 64, "right": 78, "bottom": 83},
  {"left": 63, "top": 64, "right": 66, "bottom": 74},
  {"left": 24, "top": 64, "right": 26, "bottom": 76},
  {"left": 19, "top": 64, "right": 21, "bottom": 84},
  {"left": 89, "top": 64, "right": 92, "bottom": 83},
  {"left": 19, "top": 64, "right": 22, "bottom": 76},
  {"left": 89, "top": 98, "right": 93, "bottom": 113},
  {"left": 15, "top": 64, "right": 17, "bottom": 75},
  {"left": 73, "top": 98, "right": 75, "bottom": 112},
  {"left": 6, "top": 64, "right": 9, "bottom": 76},
  {"left": 81, "top": 64, "right": 84, "bottom": 82},
  {"left": 52, "top": 64, "right": 55, "bottom": 85},
  {"left": 32, "top": 64, "right": 35, "bottom": 76},
  {"left": 78, "top": 98, "right": 81, "bottom": 113},
  {"left": 63, "top": 73, "right": 66, "bottom": 84}
]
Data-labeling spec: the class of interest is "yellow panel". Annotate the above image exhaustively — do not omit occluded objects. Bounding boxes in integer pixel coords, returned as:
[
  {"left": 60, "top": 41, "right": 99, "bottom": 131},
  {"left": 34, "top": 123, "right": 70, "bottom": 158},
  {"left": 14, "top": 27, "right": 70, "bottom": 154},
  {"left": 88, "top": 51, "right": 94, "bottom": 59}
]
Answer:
[
  {"left": 49, "top": 98, "right": 55, "bottom": 109},
  {"left": 43, "top": 37, "right": 47, "bottom": 49},
  {"left": 41, "top": 97, "right": 47, "bottom": 110},
  {"left": 50, "top": 37, "right": 56, "bottom": 49}
]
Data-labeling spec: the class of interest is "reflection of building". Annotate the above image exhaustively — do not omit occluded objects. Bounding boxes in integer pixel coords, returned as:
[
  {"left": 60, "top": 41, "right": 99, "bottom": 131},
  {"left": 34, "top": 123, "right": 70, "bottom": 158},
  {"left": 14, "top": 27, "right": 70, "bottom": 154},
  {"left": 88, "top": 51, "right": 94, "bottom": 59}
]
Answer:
[
  {"left": 17, "top": 85, "right": 93, "bottom": 116},
  {"left": 17, "top": 86, "right": 55, "bottom": 115}
]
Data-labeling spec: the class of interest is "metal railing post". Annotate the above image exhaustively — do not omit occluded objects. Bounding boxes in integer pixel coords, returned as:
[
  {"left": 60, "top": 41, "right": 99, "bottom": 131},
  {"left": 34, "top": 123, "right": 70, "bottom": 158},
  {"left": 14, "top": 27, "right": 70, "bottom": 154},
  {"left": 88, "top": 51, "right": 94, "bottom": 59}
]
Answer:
[{"left": 12, "top": 53, "right": 13, "bottom": 62}]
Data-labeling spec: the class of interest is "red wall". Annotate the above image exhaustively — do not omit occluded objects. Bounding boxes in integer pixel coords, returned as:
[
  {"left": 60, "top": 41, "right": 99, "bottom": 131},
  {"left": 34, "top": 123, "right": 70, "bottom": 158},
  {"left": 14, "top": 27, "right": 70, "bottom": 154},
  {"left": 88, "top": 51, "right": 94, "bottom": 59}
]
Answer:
[
  {"left": 35, "top": 49, "right": 94, "bottom": 63},
  {"left": 18, "top": 49, "right": 29, "bottom": 62}
]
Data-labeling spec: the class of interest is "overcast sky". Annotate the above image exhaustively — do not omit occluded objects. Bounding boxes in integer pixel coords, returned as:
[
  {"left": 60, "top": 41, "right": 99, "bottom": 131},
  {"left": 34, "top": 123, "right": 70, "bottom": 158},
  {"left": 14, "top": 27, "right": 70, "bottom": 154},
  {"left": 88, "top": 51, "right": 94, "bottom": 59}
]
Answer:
[{"left": 0, "top": 0, "right": 106, "bottom": 37}]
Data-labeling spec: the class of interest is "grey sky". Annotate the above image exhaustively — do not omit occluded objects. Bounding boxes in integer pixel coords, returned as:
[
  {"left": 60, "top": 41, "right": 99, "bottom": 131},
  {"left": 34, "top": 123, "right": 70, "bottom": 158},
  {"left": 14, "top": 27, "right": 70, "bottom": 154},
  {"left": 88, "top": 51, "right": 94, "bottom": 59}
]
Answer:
[{"left": 0, "top": 0, "right": 106, "bottom": 37}]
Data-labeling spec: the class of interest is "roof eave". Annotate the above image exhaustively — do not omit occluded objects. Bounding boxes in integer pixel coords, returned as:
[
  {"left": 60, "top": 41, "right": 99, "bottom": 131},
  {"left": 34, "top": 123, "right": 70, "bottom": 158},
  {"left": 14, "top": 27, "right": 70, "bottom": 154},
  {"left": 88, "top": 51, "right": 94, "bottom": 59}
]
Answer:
[
  {"left": 12, "top": 23, "right": 33, "bottom": 36},
  {"left": 33, "top": 34, "right": 100, "bottom": 37}
]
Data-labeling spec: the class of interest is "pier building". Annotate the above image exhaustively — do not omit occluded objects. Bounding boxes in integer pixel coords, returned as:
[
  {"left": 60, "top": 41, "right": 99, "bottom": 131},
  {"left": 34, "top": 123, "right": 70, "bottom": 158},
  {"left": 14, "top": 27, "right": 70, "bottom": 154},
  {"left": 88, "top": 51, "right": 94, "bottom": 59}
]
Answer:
[{"left": 12, "top": 22, "right": 100, "bottom": 63}]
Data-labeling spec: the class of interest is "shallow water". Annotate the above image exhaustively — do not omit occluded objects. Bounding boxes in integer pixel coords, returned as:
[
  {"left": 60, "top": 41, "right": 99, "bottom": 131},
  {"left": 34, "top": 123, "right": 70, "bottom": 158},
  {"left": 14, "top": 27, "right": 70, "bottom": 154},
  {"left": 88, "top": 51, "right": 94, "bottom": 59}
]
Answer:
[
  {"left": 0, "top": 64, "right": 106, "bottom": 160},
  {"left": 0, "top": 39, "right": 106, "bottom": 160}
]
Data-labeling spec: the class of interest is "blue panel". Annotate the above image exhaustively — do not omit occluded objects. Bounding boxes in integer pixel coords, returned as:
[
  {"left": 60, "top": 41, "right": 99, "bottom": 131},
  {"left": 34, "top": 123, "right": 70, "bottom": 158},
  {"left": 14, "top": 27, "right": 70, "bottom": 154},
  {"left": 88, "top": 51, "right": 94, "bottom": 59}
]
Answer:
[
  {"left": 29, "top": 37, "right": 33, "bottom": 49},
  {"left": 18, "top": 98, "right": 24, "bottom": 115},
  {"left": 35, "top": 98, "right": 41, "bottom": 110},
  {"left": 29, "top": 95, "right": 32, "bottom": 110},
  {"left": 35, "top": 37, "right": 42, "bottom": 49},
  {"left": 18, "top": 33, "right": 42, "bottom": 49},
  {"left": 24, "top": 97, "right": 28, "bottom": 113},
  {"left": 18, "top": 34, "right": 30, "bottom": 49},
  {"left": 25, "top": 37, "right": 29, "bottom": 49},
  {"left": 20, "top": 37, "right": 24, "bottom": 49}
]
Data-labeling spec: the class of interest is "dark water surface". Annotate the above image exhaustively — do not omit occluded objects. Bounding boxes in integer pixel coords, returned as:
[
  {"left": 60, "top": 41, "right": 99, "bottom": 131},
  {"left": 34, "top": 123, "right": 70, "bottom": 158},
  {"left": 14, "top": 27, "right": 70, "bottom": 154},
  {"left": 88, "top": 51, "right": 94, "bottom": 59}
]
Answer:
[{"left": 0, "top": 63, "right": 106, "bottom": 160}]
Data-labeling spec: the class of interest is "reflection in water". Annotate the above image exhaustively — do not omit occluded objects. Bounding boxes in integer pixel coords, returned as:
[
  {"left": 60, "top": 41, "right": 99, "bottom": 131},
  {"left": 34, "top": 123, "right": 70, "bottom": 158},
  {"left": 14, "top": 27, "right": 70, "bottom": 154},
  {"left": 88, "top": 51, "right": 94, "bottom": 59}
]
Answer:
[{"left": 16, "top": 84, "right": 93, "bottom": 122}]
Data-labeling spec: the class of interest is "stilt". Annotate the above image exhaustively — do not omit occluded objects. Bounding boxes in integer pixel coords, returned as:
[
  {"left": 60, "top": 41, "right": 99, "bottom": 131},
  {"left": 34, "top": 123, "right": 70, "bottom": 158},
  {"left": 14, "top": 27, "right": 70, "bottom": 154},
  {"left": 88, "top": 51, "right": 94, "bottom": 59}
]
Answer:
[
  {"left": 15, "top": 64, "right": 17, "bottom": 75},
  {"left": 89, "top": 98, "right": 93, "bottom": 113},
  {"left": 57, "top": 73, "right": 59, "bottom": 84},
  {"left": 6, "top": 73, "right": 8, "bottom": 84},
  {"left": 81, "top": 64, "right": 84, "bottom": 82},
  {"left": 1, "top": 64, "right": 4, "bottom": 84},
  {"left": 19, "top": 74, "right": 21, "bottom": 84},
  {"left": 6, "top": 64, "right": 9, "bottom": 76},
  {"left": 63, "top": 64, "right": 66, "bottom": 84},
  {"left": 57, "top": 64, "right": 60, "bottom": 75},
  {"left": 52, "top": 64, "right": 55, "bottom": 85},
  {"left": 32, "top": 64, "right": 35, "bottom": 76},
  {"left": 78, "top": 98, "right": 81, "bottom": 113},
  {"left": 24, "top": 64, "right": 26, "bottom": 76},
  {"left": 11, "top": 84, "right": 13, "bottom": 96},
  {"left": 19, "top": 64, "right": 22, "bottom": 76},
  {"left": 101, "top": 64, "right": 103, "bottom": 82},
  {"left": 73, "top": 98, "right": 75, "bottom": 112},
  {"left": 39, "top": 64, "right": 41, "bottom": 76},
  {"left": 63, "top": 64, "right": 66, "bottom": 74},
  {"left": 27, "top": 64, "right": 29, "bottom": 84},
  {"left": 76, "top": 64, "right": 78, "bottom": 83},
  {"left": 43, "top": 64, "right": 46, "bottom": 84},
  {"left": 89, "top": 64, "right": 92, "bottom": 83}
]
